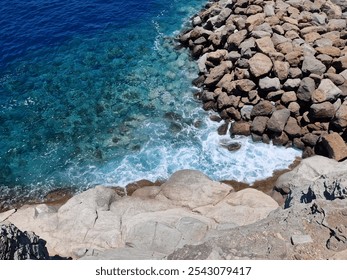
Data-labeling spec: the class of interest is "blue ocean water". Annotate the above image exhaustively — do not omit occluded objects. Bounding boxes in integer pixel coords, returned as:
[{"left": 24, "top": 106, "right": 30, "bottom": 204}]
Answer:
[{"left": 0, "top": 0, "right": 301, "bottom": 203}]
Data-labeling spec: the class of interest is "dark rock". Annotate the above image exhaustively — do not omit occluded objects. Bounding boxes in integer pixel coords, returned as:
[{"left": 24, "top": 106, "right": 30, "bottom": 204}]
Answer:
[
  {"left": 221, "top": 142, "right": 242, "bottom": 152},
  {"left": 297, "top": 77, "right": 316, "bottom": 102},
  {"left": 205, "top": 61, "right": 232, "bottom": 86},
  {"left": 293, "top": 137, "right": 306, "bottom": 150},
  {"left": 0, "top": 223, "right": 49, "bottom": 260},
  {"left": 302, "top": 133, "right": 320, "bottom": 147},
  {"left": 303, "top": 146, "right": 315, "bottom": 158},
  {"left": 217, "top": 122, "right": 229, "bottom": 135},
  {"left": 209, "top": 115, "right": 222, "bottom": 122}
]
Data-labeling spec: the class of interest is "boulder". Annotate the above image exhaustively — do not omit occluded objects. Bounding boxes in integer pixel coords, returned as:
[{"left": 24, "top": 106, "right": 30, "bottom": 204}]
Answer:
[
  {"left": 251, "top": 116, "right": 269, "bottom": 135},
  {"left": 250, "top": 100, "right": 274, "bottom": 118},
  {"left": 236, "top": 79, "right": 256, "bottom": 92},
  {"left": 160, "top": 170, "right": 233, "bottom": 209},
  {"left": 259, "top": 77, "right": 281, "bottom": 91},
  {"left": 249, "top": 53, "right": 273, "bottom": 77},
  {"left": 284, "top": 117, "right": 302, "bottom": 138},
  {"left": 310, "top": 102, "right": 336, "bottom": 120},
  {"left": 227, "top": 30, "right": 248, "bottom": 48},
  {"left": 273, "top": 61, "right": 290, "bottom": 81},
  {"left": 205, "top": 61, "right": 232, "bottom": 86},
  {"left": 267, "top": 109, "right": 291, "bottom": 133},
  {"left": 297, "top": 77, "right": 316, "bottom": 102},
  {"left": 256, "top": 37, "right": 276, "bottom": 53},
  {"left": 311, "top": 79, "right": 342, "bottom": 103},
  {"left": 317, "top": 133, "right": 347, "bottom": 161},
  {"left": 194, "top": 189, "right": 279, "bottom": 226},
  {"left": 333, "top": 100, "right": 347, "bottom": 129},
  {"left": 281, "top": 91, "right": 297, "bottom": 104},
  {"left": 230, "top": 121, "right": 251, "bottom": 136},
  {"left": 302, "top": 55, "right": 327, "bottom": 75},
  {"left": 275, "top": 155, "right": 347, "bottom": 206}
]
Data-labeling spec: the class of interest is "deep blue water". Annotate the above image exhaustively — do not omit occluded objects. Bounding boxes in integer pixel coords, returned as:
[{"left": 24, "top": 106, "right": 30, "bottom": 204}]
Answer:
[{"left": 0, "top": 0, "right": 301, "bottom": 204}]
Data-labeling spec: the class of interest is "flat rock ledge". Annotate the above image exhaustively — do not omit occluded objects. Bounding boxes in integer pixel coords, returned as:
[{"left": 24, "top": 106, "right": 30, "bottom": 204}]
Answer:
[
  {"left": 1, "top": 156, "right": 347, "bottom": 260},
  {"left": 179, "top": 0, "right": 347, "bottom": 161}
]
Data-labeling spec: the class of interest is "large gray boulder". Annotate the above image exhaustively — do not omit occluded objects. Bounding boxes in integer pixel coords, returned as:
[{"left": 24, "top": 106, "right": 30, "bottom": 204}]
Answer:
[{"left": 275, "top": 156, "right": 347, "bottom": 207}]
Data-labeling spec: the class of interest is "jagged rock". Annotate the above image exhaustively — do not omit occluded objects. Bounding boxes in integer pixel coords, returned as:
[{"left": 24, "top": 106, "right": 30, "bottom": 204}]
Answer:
[
  {"left": 283, "top": 78, "right": 301, "bottom": 90},
  {"left": 227, "top": 30, "right": 248, "bottom": 48},
  {"left": 205, "top": 61, "right": 232, "bottom": 86},
  {"left": 302, "top": 133, "right": 320, "bottom": 146},
  {"left": 333, "top": 56, "right": 347, "bottom": 72},
  {"left": 240, "top": 105, "right": 253, "bottom": 121},
  {"left": 316, "top": 46, "right": 341, "bottom": 57},
  {"left": 256, "top": 37, "right": 276, "bottom": 53},
  {"left": 0, "top": 223, "right": 49, "bottom": 260},
  {"left": 275, "top": 155, "right": 347, "bottom": 206},
  {"left": 259, "top": 77, "right": 281, "bottom": 91},
  {"left": 297, "top": 77, "right": 316, "bottom": 102},
  {"left": 302, "top": 55, "right": 327, "bottom": 75},
  {"left": 312, "top": 79, "right": 342, "bottom": 103},
  {"left": 236, "top": 79, "right": 256, "bottom": 92},
  {"left": 249, "top": 53, "right": 273, "bottom": 77},
  {"left": 267, "top": 109, "right": 291, "bottom": 133}
]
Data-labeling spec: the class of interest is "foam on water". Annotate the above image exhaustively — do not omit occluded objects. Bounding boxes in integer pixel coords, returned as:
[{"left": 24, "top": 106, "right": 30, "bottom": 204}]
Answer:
[{"left": 0, "top": 0, "right": 301, "bottom": 204}]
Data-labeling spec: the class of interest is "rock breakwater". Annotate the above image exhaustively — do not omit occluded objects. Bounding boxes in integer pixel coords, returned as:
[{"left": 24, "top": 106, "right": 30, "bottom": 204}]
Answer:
[{"left": 179, "top": 0, "right": 347, "bottom": 160}]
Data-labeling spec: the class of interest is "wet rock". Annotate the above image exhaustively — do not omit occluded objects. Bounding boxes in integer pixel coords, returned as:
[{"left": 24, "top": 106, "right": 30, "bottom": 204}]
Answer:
[
  {"left": 230, "top": 121, "right": 251, "bottom": 136},
  {"left": 221, "top": 142, "right": 242, "bottom": 152}
]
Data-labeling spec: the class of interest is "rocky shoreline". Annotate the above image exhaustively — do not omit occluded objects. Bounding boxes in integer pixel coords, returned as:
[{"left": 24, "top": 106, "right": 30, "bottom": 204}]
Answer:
[
  {"left": 179, "top": 0, "right": 347, "bottom": 160},
  {"left": 1, "top": 155, "right": 347, "bottom": 260},
  {"left": 2, "top": 0, "right": 347, "bottom": 260}
]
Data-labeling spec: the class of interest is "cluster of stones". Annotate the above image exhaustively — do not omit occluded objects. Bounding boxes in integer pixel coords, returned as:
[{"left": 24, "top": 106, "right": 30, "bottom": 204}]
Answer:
[{"left": 179, "top": 0, "right": 347, "bottom": 160}]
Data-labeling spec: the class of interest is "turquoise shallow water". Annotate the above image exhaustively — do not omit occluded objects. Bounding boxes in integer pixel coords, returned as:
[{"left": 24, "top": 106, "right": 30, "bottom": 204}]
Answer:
[{"left": 0, "top": 0, "right": 301, "bottom": 204}]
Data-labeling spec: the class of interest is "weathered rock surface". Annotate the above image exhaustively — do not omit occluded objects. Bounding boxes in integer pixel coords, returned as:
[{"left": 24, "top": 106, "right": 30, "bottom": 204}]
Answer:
[
  {"left": 0, "top": 170, "right": 281, "bottom": 259},
  {"left": 0, "top": 223, "right": 49, "bottom": 260}
]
